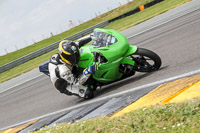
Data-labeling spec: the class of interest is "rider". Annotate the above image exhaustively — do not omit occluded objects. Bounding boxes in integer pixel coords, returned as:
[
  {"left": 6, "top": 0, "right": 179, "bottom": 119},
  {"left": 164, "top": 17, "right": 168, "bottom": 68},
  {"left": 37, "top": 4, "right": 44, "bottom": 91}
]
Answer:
[{"left": 48, "top": 35, "right": 97, "bottom": 99}]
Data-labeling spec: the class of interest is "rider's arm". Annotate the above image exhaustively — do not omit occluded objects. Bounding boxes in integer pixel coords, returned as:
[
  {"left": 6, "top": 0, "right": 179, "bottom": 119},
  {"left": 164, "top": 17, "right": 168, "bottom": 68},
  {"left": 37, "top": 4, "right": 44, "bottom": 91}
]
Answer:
[
  {"left": 78, "top": 64, "right": 98, "bottom": 85},
  {"left": 57, "top": 65, "right": 74, "bottom": 84},
  {"left": 76, "top": 35, "right": 92, "bottom": 48}
]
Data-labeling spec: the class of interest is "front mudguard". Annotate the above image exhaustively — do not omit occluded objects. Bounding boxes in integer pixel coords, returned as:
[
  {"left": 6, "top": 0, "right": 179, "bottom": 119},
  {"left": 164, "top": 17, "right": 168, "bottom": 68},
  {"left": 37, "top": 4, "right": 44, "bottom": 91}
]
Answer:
[
  {"left": 124, "top": 45, "right": 138, "bottom": 57},
  {"left": 121, "top": 45, "right": 138, "bottom": 66}
]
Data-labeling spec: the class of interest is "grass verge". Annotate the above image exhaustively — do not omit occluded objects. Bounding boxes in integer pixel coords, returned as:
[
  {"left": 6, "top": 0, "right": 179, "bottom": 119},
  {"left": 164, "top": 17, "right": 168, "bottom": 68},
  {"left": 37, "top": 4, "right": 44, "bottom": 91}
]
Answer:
[
  {"left": 36, "top": 98, "right": 200, "bottom": 133},
  {"left": 0, "top": 0, "right": 191, "bottom": 83}
]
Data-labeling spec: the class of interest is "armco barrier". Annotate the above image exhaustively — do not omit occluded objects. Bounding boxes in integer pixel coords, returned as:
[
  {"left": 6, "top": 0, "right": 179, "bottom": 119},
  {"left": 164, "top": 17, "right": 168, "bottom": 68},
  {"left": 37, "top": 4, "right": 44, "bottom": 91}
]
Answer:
[
  {"left": 109, "top": 0, "right": 164, "bottom": 23},
  {"left": 0, "top": 21, "right": 109, "bottom": 73}
]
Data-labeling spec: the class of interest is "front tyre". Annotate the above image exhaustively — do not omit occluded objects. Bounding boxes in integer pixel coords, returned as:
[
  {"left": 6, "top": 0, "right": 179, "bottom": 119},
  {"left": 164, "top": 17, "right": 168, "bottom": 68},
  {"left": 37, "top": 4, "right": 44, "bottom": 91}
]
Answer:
[{"left": 130, "top": 48, "right": 162, "bottom": 72}]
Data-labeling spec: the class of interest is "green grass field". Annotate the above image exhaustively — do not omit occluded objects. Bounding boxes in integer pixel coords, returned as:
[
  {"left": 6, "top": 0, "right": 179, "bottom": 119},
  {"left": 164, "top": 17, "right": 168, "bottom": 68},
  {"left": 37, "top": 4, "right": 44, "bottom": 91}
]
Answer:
[
  {"left": 36, "top": 98, "right": 200, "bottom": 133},
  {"left": 0, "top": 0, "right": 191, "bottom": 83}
]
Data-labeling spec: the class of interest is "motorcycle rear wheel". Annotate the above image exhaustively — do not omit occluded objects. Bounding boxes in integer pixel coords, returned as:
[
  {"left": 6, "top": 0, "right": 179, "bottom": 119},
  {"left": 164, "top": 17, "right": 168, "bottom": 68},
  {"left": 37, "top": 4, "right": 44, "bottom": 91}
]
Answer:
[{"left": 129, "top": 48, "right": 161, "bottom": 72}]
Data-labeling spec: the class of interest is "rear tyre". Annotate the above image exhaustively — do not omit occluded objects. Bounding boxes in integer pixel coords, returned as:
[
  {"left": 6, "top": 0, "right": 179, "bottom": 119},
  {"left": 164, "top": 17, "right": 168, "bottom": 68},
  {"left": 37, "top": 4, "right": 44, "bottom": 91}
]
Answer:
[{"left": 130, "top": 48, "right": 161, "bottom": 72}]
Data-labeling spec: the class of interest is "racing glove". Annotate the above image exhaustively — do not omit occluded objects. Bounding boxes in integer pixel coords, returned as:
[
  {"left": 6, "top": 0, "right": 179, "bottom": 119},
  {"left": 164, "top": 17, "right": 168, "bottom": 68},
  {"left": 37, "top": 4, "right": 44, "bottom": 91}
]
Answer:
[{"left": 83, "top": 64, "right": 98, "bottom": 77}]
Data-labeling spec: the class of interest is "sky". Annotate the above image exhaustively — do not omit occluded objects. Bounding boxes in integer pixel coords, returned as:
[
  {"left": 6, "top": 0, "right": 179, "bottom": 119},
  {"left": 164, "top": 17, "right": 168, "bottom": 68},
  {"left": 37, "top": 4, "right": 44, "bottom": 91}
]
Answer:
[{"left": 0, "top": 0, "right": 130, "bottom": 56}]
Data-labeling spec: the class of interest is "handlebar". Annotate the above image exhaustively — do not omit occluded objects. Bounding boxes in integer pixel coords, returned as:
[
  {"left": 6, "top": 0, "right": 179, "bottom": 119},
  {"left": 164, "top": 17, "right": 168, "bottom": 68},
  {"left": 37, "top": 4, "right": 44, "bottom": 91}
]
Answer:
[{"left": 92, "top": 52, "right": 108, "bottom": 63}]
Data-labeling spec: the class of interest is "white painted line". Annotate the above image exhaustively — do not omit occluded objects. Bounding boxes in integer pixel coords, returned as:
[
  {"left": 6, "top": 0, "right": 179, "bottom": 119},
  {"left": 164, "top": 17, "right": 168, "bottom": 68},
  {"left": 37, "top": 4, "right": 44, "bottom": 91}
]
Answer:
[
  {"left": 1, "top": 68, "right": 200, "bottom": 131},
  {"left": 0, "top": 73, "right": 43, "bottom": 94}
]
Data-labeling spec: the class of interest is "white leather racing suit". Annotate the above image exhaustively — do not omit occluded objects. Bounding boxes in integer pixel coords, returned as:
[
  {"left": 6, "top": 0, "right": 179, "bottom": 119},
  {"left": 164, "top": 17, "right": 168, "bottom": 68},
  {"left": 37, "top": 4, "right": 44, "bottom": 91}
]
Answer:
[{"left": 48, "top": 36, "right": 93, "bottom": 98}]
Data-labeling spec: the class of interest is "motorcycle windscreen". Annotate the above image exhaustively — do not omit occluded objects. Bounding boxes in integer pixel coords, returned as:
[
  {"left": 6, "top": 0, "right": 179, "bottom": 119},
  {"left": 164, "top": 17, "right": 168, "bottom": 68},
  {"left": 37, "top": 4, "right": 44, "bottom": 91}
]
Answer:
[{"left": 91, "top": 31, "right": 117, "bottom": 48}]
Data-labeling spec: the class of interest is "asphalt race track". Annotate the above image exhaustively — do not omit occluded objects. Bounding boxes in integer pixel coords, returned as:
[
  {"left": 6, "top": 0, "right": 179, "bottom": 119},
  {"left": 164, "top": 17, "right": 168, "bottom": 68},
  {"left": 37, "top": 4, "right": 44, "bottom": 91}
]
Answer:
[{"left": 0, "top": 0, "right": 200, "bottom": 130}]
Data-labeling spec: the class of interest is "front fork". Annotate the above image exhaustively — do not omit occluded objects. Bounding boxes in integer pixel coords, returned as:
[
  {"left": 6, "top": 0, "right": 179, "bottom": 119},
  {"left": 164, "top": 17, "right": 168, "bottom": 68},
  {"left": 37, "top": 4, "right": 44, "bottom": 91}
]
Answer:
[{"left": 119, "top": 45, "right": 138, "bottom": 75}]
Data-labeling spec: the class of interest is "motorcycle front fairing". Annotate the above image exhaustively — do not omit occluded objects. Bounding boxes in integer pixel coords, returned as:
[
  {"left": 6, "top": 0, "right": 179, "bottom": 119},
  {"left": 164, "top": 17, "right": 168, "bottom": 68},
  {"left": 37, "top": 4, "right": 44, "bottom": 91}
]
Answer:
[
  {"left": 78, "top": 28, "right": 136, "bottom": 83},
  {"left": 78, "top": 45, "right": 94, "bottom": 69}
]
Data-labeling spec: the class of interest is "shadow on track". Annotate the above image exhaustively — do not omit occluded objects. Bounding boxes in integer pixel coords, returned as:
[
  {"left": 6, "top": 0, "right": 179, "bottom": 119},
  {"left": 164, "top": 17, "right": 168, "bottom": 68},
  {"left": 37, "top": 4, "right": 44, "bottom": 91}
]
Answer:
[
  {"left": 94, "top": 66, "right": 168, "bottom": 98},
  {"left": 75, "top": 66, "right": 168, "bottom": 103}
]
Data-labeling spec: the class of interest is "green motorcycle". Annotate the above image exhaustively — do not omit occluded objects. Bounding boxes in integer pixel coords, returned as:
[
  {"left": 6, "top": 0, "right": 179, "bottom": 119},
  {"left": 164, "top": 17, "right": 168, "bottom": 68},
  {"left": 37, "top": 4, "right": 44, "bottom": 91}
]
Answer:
[
  {"left": 78, "top": 28, "right": 161, "bottom": 90},
  {"left": 39, "top": 28, "right": 161, "bottom": 99}
]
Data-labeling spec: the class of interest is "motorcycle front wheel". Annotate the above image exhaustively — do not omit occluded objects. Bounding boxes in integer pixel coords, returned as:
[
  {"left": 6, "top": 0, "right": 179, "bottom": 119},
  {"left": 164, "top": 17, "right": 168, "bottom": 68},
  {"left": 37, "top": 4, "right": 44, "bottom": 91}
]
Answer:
[{"left": 129, "top": 48, "right": 162, "bottom": 72}]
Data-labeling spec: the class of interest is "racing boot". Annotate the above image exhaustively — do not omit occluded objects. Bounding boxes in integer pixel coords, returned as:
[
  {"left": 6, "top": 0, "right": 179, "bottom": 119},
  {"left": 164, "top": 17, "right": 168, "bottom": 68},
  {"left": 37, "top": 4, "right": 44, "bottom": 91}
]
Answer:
[
  {"left": 66, "top": 83, "right": 93, "bottom": 99},
  {"left": 83, "top": 86, "right": 94, "bottom": 99}
]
